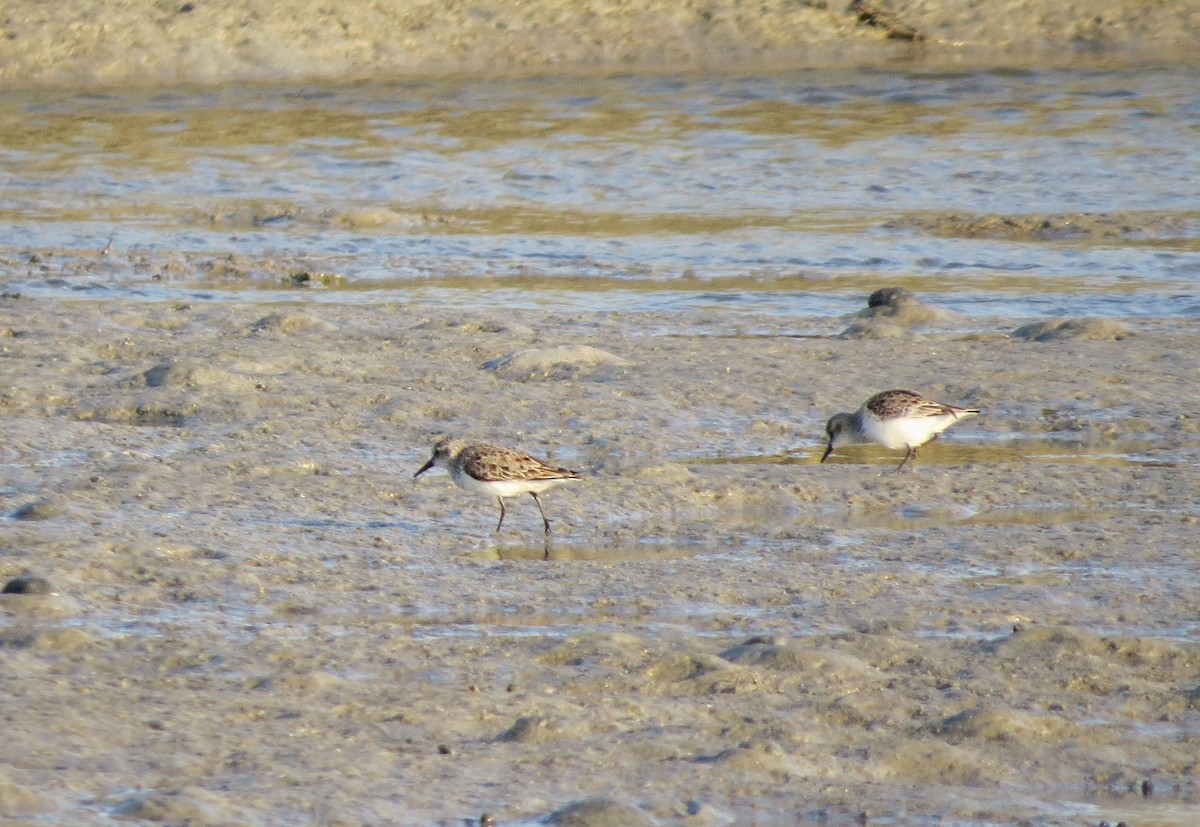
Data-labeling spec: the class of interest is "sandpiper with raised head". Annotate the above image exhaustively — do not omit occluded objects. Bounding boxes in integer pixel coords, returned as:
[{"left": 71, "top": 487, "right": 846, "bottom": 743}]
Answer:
[{"left": 414, "top": 437, "right": 581, "bottom": 556}]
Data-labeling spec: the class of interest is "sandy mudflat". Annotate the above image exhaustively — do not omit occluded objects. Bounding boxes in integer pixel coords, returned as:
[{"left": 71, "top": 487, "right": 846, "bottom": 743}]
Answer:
[
  {"left": 1, "top": 290, "right": 1198, "bottom": 824},
  {"left": 2, "top": 0, "right": 1200, "bottom": 86},
  {"left": 2, "top": 2, "right": 1200, "bottom": 824}
]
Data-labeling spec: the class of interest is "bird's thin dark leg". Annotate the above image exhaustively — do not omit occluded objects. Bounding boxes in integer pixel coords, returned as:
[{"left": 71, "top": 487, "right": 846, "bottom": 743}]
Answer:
[
  {"left": 531, "top": 493, "right": 552, "bottom": 535},
  {"left": 531, "top": 493, "right": 552, "bottom": 559},
  {"left": 495, "top": 498, "right": 507, "bottom": 532},
  {"left": 894, "top": 446, "right": 917, "bottom": 473}
]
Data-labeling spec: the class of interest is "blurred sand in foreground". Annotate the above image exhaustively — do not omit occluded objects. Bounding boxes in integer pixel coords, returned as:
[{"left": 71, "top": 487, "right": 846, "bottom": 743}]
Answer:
[{"left": 3, "top": 0, "right": 1200, "bottom": 86}]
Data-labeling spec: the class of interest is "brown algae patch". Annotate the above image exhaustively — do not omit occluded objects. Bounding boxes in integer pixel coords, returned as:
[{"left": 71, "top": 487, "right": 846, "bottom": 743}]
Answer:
[
  {"left": 886, "top": 211, "right": 1200, "bottom": 243},
  {"left": 1012, "top": 317, "right": 1133, "bottom": 342}
]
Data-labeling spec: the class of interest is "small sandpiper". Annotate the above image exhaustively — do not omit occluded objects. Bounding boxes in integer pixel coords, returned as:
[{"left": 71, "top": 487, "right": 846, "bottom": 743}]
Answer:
[
  {"left": 414, "top": 437, "right": 582, "bottom": 557},
  {"left": 821, "top": 389, "right": 979, "bottom": 472}
]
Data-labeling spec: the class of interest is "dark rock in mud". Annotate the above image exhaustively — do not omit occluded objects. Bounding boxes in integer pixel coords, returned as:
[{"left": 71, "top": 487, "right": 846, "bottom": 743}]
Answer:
[
  {"left": 2, "top": 574, "right": 53, "bottom": 595},
  {"left": 545, "top": 797, "right": 657, "bottom": 827}
]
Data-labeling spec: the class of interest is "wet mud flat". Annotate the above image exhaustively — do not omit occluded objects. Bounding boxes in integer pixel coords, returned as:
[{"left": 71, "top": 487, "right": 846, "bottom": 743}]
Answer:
[{"left": 1, "top": 292, "right": 1198, "bottom": 825}]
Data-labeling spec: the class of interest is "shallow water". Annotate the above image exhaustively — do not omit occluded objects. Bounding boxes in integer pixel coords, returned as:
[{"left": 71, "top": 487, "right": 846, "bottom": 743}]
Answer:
[{"left": 2, "top": 66, "right": 1199, "bottom": 319}]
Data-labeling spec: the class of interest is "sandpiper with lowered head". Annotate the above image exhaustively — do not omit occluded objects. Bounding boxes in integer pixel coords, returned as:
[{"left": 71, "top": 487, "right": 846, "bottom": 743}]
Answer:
[
  {"left": 821, "top": 389, "right": 979, "bottom": 472},
  {"left": 414, "top": 437, "right": 581, "bottom": 557}
]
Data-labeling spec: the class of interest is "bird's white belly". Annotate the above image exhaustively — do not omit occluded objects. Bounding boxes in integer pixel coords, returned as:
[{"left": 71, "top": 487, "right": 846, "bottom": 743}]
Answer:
[
  {"left": 452, "top": 469, "right": 570, "bottom": 498},
  {"left": 864, "top": 415, "right": 952, "bottom": 450}
]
